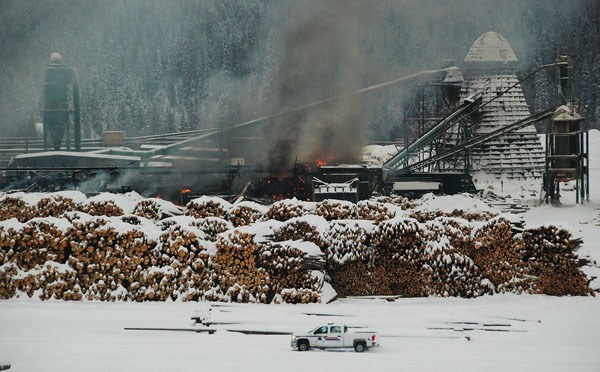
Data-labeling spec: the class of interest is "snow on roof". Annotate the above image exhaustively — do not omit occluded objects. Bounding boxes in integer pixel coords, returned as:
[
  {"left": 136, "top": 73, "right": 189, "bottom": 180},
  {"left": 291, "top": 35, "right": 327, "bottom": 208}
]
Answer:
[
  {"left": 464, "top": 31, "right": 517, "bottom": 64},
  {"left": 553, "top": 105, "right": 582, "bottom": 121}
]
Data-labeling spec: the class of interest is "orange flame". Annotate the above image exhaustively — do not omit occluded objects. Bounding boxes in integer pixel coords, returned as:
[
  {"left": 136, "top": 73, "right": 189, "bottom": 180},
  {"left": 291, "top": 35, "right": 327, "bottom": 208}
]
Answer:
[{"left": 181, "top": 188, "right": 192, "bottom": 194}]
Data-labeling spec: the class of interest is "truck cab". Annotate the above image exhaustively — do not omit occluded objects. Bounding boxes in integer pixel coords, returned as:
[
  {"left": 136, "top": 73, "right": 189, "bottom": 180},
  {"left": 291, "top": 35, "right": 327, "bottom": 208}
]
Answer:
[{"left": 291, "top": 323, "right": 379, "bottom": 352}]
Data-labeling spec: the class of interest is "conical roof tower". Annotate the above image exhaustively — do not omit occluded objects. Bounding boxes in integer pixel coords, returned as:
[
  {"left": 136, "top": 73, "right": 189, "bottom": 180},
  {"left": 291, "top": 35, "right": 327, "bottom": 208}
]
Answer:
[{"left": 461, "top": 32, "right": 545, "bottom": 179}]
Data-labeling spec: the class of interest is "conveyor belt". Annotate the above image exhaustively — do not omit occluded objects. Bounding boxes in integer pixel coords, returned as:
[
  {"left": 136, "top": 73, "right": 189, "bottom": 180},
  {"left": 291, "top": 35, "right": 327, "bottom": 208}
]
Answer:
[{"left": 394, "top": 107, "right": 554, "bottom": 175}]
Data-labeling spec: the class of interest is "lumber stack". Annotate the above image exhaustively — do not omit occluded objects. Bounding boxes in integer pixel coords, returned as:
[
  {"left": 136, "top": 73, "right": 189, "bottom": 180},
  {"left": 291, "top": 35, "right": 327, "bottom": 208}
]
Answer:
[{"left": 315, "top": 199, "right": 356, "bottom": 221}]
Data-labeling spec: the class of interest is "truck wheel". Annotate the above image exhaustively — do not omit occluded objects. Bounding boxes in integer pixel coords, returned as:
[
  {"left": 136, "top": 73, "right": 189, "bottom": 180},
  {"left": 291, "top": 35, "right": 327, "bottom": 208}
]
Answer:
[
  {"left": 297, "top": 340, "right": 309, "bottom": 351},
  {"left": 354, "top": 342, "right": 366, "bottom": 353}
]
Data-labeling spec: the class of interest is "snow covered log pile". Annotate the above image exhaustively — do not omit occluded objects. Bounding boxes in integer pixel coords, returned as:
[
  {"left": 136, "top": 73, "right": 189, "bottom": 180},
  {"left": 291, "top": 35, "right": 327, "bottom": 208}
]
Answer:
[
  {"left": 227, "top": 201, "right": 267, "bottom": 227},
  {"left": 0, "top": 192, "right": 594, "bottom": 302},
  {"left": 184, "top": 196, "right": 231, "bottom": 219}
]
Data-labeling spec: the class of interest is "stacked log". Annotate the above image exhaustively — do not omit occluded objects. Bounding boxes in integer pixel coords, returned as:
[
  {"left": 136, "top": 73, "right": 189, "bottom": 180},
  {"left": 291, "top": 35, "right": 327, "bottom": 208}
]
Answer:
[
  {"left": 227, "top": 202, "right": 267, "bottom": 227},
  {"left": 356, "top": 200, "right": 396, "bottom": 223},
  {"left": 134, "top": 198, "right": 181, "bottom": 221},
  {"left": 155, "top": 224, "right": 211, "bottom": 301},
  {"left": 471, "top": 218, "right": 528, "bottom": 291},
  {"left": 209, "top": 231, "right": 271, "bottom": 303},
  {"left": 323, "top": 220, "right": 374, "bottom": 297},
  {"left": 371, "top": 217, "right": 428, "bottom": 296},
  {"left": 185, "top": 196, "right": 231, "bottom": 219},
  {"left": 422, "top": 218, "right": 492, "bottom": 298},
  {"left": 190, "top": 217, "right": 233, "bottom": 241},
  {"left": 410, "top": 209, "right": 497, "bottom": 223},
  {"left": 36, "top": 195, "right": 77, "bottom": 217},
  {"left": 0, "top": 219, "right": 66, "bottom": 270},
  {"left": 257, "top": 241, "right": 320, "bottom": 303},
  {"left": 375, "top": 195, "right": 413, "bottom": 210},
  {"left": 0, "top": 196, "right": 37, "bottom": 222},
  {"left": 521, "top": 226, "right": 591, "bottom": 296},
  {"left": 273, "top": 215, "right": 328, "bottom": 248},
  {"left": 315, "top": 199, "right": 356, "bottom": 221},
  {"left": 79, "top": 200, "right": 124, "bottom": 217},
  {"left": 265, "top": 199, "right": 314, "bottom": 222}
]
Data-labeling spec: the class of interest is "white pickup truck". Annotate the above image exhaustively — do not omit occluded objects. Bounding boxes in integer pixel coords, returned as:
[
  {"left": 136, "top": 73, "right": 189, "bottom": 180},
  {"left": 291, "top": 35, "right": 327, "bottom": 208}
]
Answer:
[{"left": 291, "top": 323, "right": 379, "bottom": 352}]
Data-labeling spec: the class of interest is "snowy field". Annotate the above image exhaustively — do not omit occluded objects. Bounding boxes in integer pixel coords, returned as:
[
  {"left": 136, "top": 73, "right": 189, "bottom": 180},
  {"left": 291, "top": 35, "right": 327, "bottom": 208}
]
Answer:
[
  {"left": 1, "top": 130, "right": 599, "bottom": 371},
  {"left": 1, "top": 295, "right": 599, "bottom": 372}
]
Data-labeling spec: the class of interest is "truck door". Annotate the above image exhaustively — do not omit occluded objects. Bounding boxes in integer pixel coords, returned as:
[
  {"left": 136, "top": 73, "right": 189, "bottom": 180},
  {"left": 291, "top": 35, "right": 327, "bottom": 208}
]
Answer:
[
  {"left": 313, "top": 326, "right": 328, "bottom": 347},
  {"left": 322, "top": 326, "right": 343, "bottom": 348}
]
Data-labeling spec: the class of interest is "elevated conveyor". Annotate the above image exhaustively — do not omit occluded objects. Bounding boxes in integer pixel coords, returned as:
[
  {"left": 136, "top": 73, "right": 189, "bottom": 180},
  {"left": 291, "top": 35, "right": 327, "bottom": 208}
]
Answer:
[
  {"left": 383, "top": 94, "right": 482, "bottom": 172},
  {"left": 393, "top": 107, "right": 554, "bottom": 175}
]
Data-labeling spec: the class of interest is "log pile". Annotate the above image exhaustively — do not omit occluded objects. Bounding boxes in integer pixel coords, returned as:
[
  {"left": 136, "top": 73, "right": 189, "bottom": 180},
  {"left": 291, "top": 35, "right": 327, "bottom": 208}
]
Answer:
[
  {"left": 0, "top": 192, "right": 595, "bottom": 302},
  {"left": 315, "top": 199, "right": 356, "bottom": 221},
  {"left": 257, "top": 241, "right": 320, "bottom": 303},
  {"left": 79, "top": 200, "right": 124, "bottom": 217},
  {"left": 208, "top": 231, "right": 271, "bottom": 303},
  {"left": 36, "top": 195, "right": 77, "bottom": 217},
  {"left": 410, "top": 209, "right": 497, "bottom": 223},
  {"left": 273, "top": 216, "right": 328, "bottom": 248},
  {"left": 185, "top": 196, "right": 231, "bottom": 219},
  {"left": 521, "top": 225, "right": 591, "bottom": 296},
  {"left": 371, "top": 217, "right": 428, "bottom": 296},
  {"left": 324, "top": 221, "right": 374, "bottom": 297},
  {"left": 0, "top": 219, "right": 65, "bottom": 270},
  {"left": 422, "top": 218, "right": 492, "bottom": 297},
  {"left": 471, "top": 218, "right": 528, "bottom": 291},
  {"left": 190, "top": 217, "right": 233, "bottom": 241},
  {"left": 356, "top": 200, "right": 396, "bottom": 223},
  {"left": 228, "top": 202, "right": 266, "bottom": 227},
  {"left": 265, "top": 199, "right": 313, "bottom": 221},
  {"left": 375, "top": 195, "right": 413, "bottom": 210},
  {"left": 134, "top": 198, "right": 181, "bottom": 221},
  {"left": 0, "top": 196, "right": 37, "bottom": 222}
]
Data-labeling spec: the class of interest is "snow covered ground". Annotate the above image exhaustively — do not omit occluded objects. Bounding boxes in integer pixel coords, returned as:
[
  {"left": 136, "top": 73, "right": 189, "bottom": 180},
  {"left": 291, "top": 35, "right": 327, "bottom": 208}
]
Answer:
[{"left": 1, "top": 295, "right": 599, "bottom": 372}]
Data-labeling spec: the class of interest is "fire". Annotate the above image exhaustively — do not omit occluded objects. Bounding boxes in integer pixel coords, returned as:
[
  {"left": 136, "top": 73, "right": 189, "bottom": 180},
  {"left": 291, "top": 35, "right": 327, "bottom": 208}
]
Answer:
[
  {"left": 315, "top": 153, "right": 336, "bottom": 167},
  {"left": 181, "top": 188, "right": 192, "bottom": 194}
]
